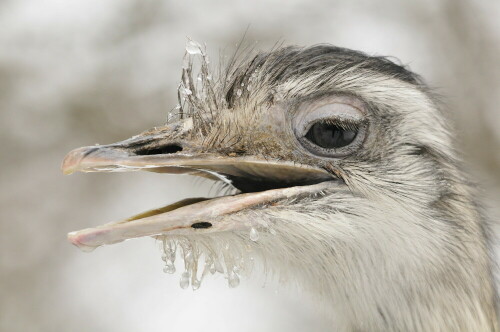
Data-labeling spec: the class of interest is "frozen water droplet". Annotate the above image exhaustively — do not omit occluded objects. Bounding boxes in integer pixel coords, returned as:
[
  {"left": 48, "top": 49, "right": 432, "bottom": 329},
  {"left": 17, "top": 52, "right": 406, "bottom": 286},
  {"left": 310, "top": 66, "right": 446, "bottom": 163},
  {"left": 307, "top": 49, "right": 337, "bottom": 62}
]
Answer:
[
  {"left": 269, "top": 228, "right": 276, "bottom": 235},
  {"left": 186, "top": 40, "right": 202, "bottom": 55},
  {"left": 174, "top": 104, "right": 181, "bottom": 110},
  {"left": 161, "top": 254, "right": 167, "bottom": 261},
  {"left": 209, "top": 263, "right": 216, "bottom": 274},
  {"left": 228, "top": 271, "right": 240, "bottom": 288},
  {"left": 246, "top": 85, "right": 252, "bottom": 92},
  {"left": 241, "top": 82, "right": 245, "bottom": 87},
  {"left": 249, "top": 227, "right": 259, "bottom": 242},
  {"left": 163, "top": 263, "right": 176, "bottom": 274},
  {"left": 192, "top": 279, "right": 201, "bottom": 290},
  {"left": 236, "top": 89, "right": 242, "bottom": 97},
  {"left": 180, "top": 272, "right": 190, "bottom": 289},
  {"left": 181, "top": 87, "right": 192, "bottom": 96},
  {"left": 197, "top": 73, "right": 202, "bottom": 81},
  {"left": 207, "top": 75, "right": 212, "bottom": 81}
]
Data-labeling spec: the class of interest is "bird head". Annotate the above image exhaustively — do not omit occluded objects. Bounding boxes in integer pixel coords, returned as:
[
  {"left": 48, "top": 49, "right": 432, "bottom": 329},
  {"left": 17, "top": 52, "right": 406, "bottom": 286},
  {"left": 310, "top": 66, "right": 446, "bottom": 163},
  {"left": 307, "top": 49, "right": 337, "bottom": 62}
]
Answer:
[{"left": 62, "top": 44, "right": 495, "bottom": 327}]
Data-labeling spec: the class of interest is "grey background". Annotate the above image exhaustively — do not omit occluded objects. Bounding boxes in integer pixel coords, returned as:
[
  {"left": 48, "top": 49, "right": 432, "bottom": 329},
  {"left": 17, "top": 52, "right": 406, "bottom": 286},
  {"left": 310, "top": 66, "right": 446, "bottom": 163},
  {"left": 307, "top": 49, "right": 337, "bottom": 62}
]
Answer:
[{"left": 1, "top": 0, "right": 499, "bottom": 331}]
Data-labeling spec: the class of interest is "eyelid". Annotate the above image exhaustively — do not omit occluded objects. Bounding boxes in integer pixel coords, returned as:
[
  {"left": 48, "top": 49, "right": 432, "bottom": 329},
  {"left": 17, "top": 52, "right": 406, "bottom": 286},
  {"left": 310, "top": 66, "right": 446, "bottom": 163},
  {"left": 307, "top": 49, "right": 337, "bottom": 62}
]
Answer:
[
  {"left": 295, "top": 101, "right": 365, "bottom": 136},
  {"left": 313, "top": 102, "right": 364, "bottom": 118}
]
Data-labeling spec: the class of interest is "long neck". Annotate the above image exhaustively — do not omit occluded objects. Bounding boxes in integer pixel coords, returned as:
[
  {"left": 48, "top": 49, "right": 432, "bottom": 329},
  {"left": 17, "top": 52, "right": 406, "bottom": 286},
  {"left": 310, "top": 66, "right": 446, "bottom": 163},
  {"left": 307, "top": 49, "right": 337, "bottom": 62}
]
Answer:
[{"left": 259, "top": 190, "right": 499, "bottom": 331}]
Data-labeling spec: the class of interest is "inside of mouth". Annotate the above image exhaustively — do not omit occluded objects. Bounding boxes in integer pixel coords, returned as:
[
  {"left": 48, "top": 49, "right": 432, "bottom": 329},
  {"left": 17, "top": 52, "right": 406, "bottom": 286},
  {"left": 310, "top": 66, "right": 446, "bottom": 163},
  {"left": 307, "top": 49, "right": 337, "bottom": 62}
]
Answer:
[{"left": 226, "top": 174, "right": 329, "bottom": 193}]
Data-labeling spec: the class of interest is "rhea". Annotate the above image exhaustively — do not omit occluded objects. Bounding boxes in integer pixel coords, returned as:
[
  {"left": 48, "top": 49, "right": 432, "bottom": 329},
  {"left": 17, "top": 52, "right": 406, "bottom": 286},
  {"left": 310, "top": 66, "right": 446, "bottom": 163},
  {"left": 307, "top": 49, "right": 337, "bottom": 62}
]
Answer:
[{"left": 62, "top": 44, "right": 499, "bottom": 331}]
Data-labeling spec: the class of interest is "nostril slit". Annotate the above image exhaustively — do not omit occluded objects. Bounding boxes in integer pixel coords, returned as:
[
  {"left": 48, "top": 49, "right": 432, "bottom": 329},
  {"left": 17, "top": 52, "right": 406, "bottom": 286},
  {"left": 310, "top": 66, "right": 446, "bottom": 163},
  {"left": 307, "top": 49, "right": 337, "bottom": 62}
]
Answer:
[
  {"left": 135, "top": 144, "right": 183, "bottom": 155},
  {"left": 191, "top": 222, "right": 212, "bottom": 229}
]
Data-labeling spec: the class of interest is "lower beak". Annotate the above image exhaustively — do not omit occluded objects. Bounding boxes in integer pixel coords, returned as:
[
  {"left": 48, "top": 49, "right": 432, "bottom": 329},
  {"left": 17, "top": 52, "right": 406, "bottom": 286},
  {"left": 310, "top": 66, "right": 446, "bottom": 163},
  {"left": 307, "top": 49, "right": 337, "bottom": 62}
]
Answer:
[{"left": 62, "top": 125, "right": 335, "bottom": 252}]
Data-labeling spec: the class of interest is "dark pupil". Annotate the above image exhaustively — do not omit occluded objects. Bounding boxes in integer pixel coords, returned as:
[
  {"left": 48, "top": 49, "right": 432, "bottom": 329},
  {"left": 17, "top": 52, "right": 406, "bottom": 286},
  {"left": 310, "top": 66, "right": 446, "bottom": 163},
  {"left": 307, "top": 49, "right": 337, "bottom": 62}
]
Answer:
[{"left": 305, "top": 122, "right": 357, "bottom": 149}]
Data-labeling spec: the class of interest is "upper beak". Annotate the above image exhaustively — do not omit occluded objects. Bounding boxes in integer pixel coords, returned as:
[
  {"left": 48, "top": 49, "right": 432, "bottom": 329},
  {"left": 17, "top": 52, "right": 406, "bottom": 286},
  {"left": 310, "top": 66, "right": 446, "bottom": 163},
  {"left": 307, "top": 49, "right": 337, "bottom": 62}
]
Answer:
[{"left": 62, "top": 119, "right": 335, "bottom": 252}]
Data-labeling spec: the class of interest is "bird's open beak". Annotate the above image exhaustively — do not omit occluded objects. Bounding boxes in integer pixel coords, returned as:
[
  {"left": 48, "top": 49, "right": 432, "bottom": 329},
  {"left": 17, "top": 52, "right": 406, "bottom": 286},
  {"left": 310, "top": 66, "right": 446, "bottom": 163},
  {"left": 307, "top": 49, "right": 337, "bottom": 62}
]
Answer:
[{"left": 62, "top": 119, "right": 334, "bottom": 252}]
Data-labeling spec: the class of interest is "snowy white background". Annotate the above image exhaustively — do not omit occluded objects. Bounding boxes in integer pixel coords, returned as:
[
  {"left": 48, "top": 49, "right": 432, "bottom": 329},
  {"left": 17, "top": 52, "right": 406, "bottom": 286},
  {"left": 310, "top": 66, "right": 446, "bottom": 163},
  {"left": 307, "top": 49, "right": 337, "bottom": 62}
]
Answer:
[{"left": 1, "top": 0, "right": 499, "bottom": 331}]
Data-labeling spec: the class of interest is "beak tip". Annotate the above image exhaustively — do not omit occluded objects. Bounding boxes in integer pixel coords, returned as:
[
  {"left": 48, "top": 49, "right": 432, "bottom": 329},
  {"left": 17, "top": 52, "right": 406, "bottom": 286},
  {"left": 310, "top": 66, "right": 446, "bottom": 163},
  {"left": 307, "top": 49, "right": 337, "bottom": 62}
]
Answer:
[
  {"left": 61, "top": 146, "right": 94, "bottom": 175},
  {"left": 67, "top": 231, "right": 98, "bottom": 253}
]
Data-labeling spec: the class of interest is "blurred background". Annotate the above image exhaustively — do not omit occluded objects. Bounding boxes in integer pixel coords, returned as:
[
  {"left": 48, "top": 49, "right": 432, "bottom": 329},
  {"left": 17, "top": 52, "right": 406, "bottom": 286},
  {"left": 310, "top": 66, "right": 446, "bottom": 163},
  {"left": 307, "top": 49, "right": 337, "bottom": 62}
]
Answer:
[{"left": 0, "top": 0, "right": 499, "bottom": 331}]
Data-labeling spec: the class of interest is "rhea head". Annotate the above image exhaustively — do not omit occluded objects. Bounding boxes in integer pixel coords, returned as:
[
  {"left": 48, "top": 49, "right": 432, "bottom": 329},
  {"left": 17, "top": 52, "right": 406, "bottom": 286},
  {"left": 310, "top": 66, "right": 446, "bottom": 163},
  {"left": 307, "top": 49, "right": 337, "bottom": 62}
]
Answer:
[{"left": 62, "top": 43, "right": 498, "bottom": 331}]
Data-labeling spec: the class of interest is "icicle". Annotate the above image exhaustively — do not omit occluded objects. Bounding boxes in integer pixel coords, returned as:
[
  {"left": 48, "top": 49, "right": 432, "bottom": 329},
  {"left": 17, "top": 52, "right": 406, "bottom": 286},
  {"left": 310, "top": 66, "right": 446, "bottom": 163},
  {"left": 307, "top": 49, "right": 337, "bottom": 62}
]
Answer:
[
  {"left": 180, "top": 271, "right": 190, "bottom": 289},
  {"left": 200, "top": 258, "right": 212, "bottom": 281},
  {"left": 192, "top": 278, "right": 201, "bottom": 290},
  {"left": 209, "top": 262, "right": 216, "bottom": 275},
  {"left": 163, "top": 263, "right": 175, "bottom": 274},
  {"left": 186, "top": 39, "right": 203, "bottom": 55},
  {"left": 184, "top": 250, "right": 193, "bottom": 264},
  {"left": 159, "top": 237, "right": 249, "bottom": 290},
  {"left": 180, "top": 87, "right": 192, "bottom": 96},
  {"left": 228, "top": 269, "right": 240, "bottom": 288}
]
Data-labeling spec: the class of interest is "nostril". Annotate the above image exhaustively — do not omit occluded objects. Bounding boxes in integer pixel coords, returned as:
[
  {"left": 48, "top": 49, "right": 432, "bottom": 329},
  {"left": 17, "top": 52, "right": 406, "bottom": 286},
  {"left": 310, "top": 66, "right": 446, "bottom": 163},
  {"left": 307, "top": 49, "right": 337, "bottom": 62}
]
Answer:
[
  {"left": 191, "top": 222, "right": 212, "bottom": 229},
  {"left": 135, "top": 144, "right": 183, "bottom": 155}
]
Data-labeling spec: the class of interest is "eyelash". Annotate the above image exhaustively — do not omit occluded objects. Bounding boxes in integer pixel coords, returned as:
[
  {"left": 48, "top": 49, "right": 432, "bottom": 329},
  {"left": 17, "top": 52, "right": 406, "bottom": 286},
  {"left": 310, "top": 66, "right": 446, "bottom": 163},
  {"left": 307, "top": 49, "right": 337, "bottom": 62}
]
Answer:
[{"left": 307, "top": 118, "right": 362, "bottom": 133}]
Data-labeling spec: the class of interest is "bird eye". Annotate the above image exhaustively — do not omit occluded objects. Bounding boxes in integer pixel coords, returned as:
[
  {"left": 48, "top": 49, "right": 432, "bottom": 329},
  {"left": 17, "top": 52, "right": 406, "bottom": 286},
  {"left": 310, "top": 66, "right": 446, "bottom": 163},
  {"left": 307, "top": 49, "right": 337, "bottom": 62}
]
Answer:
[
  {"left": 305, "top": 121, "right": 358, "bottom": 149},
  {"left": 293, "top": 97, "right": 368, "bottom": 158}
]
